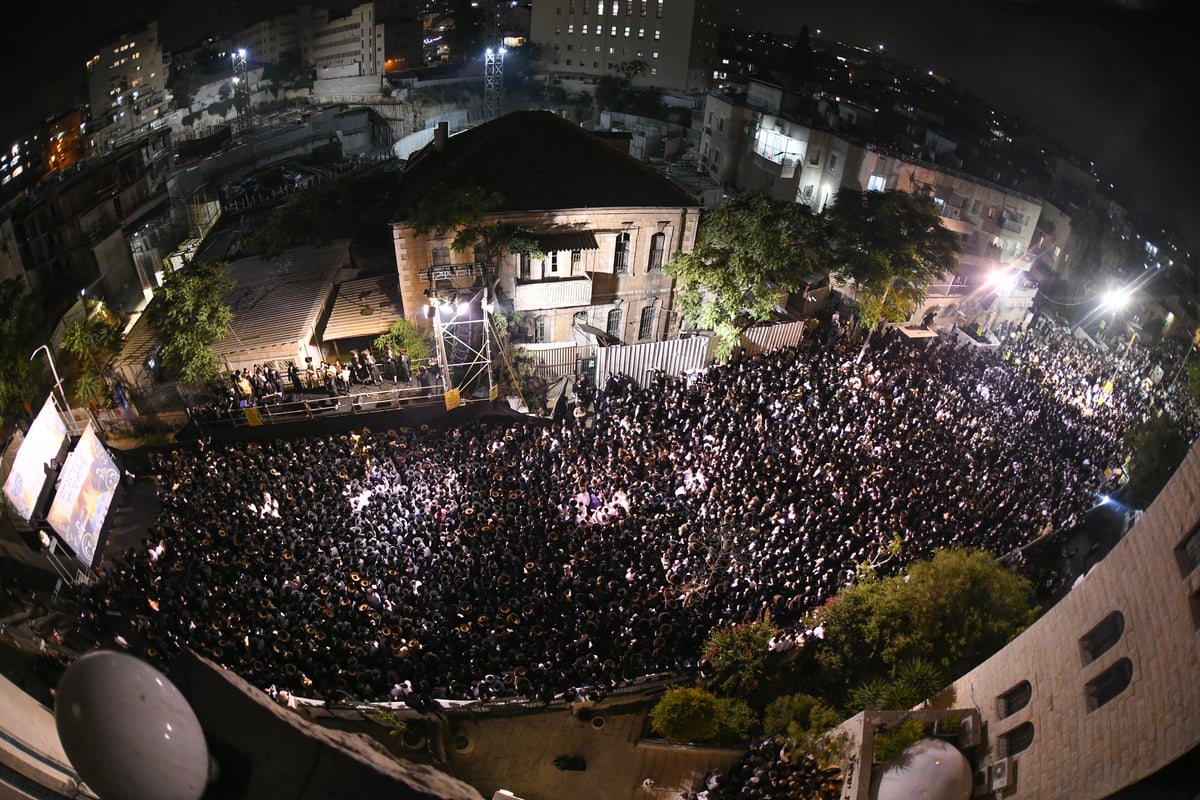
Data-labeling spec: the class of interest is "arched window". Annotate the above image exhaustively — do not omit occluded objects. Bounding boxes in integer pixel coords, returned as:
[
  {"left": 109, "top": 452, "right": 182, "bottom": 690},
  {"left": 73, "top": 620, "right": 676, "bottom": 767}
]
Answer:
[
  {"left": 638, "top": 305, "right": 656, "bottom": 340},
  {"left": 1085, "top": 657, "right": 1133, "bottom": 711},
  {"left": 997, "top": 680, "right": 1032, "bottom": 719},
  {"left": 1079, "top": 611, "right": 1124, "bottom": 665},
  {"left": 614, "top": 231, "right": 630, "bottom": 274},
  {"left": 647, "top": 232, "right": 665, "bottom": 270},
  {"left": 606, "top": 308, "right": 622, "bottom": 339},
  {"left": 1000, "top": 722, "right": 1034, "bottom": 757}
]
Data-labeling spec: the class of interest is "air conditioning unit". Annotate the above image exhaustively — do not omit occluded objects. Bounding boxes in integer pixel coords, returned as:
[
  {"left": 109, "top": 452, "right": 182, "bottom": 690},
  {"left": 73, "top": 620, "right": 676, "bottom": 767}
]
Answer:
[{"left": 990, "top": 758, "right": 1011, "bottom": 792}]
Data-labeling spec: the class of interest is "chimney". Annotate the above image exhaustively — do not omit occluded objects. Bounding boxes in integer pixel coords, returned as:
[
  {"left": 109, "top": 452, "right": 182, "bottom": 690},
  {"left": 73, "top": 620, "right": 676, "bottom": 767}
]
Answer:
[{"left": 434, "top": 121, "right": 448, "bottom": 152}]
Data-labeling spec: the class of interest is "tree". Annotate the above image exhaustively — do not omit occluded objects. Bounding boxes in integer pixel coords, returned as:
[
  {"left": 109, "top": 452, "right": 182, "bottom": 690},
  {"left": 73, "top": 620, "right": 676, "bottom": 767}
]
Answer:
[
  {"left": 60, "top": 301, "right": 123, "bottom": 405},
  {"left": 666, "top": 192, "right": 821, "bottom": 359},
  {"left": 146, "top": 261, "right": 234, "bottom": 383},
  {"left": 700, "top": 613, "right": 779, "bottom": 698},
  {"left": 167, "top": 62, "right": 204, "bottom": 110},
  {"left": 813, "top": 548, "right": 1036, "bottom": 699},
  {"left": 374, "top": 318, "right": 434, "bottom": 363},
  {"left": 649, "top": 686, "right": 721, "bottom": 743},
  {"left": 823, "top": 189, "right": 962, "bottom": 334},
  {"left": 1122, "top": 413, "right": 1192, "bottom": 509},
  {"left": 762, "top": 693, "right": 842, "bottom": 740},
  {"left": 0, "top": 280, "right": 47, "bottom": 429}
]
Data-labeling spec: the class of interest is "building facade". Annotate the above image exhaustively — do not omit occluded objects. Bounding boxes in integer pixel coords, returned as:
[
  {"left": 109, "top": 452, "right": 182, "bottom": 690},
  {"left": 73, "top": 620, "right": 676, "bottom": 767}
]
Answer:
[
  {"left": 532, "top": 0, "right": 721, "bottom": 94},
  {"left": 86, "top": 21, "right": 169, "bottom": 151},
  {"left": 233, "top": 1, "right": 422, "bottom": 78},
  {"left": 700, "top": 79, "right": 1045, "bottom": 329},
  {"left": 390, "top": 113, "right": 700, "bottom": 352},
  {"left": 944, "top": 440, "right": 1200, "bottom": 798}
]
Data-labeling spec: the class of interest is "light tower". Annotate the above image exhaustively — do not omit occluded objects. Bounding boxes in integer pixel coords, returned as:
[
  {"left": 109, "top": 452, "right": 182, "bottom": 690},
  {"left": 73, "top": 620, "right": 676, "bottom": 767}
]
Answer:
[
  {"left": 232, "top": 48, "right": 251, "bottom": 135},
  {"left": 483, "top": 0, "right": 506, "bottom": 120}
]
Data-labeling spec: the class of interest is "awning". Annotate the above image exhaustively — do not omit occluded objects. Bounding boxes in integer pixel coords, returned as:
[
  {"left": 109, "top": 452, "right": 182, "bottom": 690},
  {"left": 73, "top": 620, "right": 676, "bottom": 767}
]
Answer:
[
  {"left": 535, "top": 231, "right": 599, "bottom": 252},
  {"left": 896, "top": 326, "right": 939, "bottom": 339}
]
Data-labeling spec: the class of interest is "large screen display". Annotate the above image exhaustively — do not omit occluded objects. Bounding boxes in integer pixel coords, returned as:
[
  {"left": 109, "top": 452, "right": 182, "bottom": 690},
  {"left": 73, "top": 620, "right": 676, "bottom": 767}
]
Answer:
[
  {"left": 3, "top": 395, "right": 69, "bottom": 521},
  {"left": 47, "top": 425, "right": 120, "bottom": 568}
]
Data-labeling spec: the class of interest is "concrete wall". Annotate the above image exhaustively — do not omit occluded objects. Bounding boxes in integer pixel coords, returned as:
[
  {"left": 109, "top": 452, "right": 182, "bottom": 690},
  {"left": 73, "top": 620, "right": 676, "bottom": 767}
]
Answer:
[{"left": 947, "top": 440, "right": 1200, "bottom": 798}]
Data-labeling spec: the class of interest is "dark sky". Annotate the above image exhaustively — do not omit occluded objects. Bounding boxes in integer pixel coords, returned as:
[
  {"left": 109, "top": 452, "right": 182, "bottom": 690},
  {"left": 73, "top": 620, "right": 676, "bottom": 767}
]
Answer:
[{"left": 3, "top": 0, "right": 1198, "bottom": 252}]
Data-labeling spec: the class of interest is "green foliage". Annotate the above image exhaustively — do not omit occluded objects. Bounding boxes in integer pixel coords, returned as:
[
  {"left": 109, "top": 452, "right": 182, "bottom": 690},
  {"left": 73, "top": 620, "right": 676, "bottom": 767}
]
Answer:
[
  {"left": 1187, "top": 362, "right": 1200, "bottom": 399},
  {"left": 896, "top": 657, "right": 945, "bottom": 705},
  {"left": 823, "top": 189, "right": 962, "bottom": 328},
  {"left": 146, "top": 261, "right": 234, "bottom": 384},
  {"left": 167, "top": 62, "right": 204, "bottom": 109},
  {"left": 650, "top": 686, "right": 721, "bottom": 743},
  {"left": 373, "top": 318, "right": 433, "bottom": 364},
  {"left": 408, "top": 185, "right": 539, "bottom": 268},
  {"left": 815, "top": 548, "right": 1036, "bottom": 699},
  {"left": 715, "top": 697, "right": 760, "bottom": 744},
  {"left": 242, "top": 171, "right": 403, "bottom": 256},
  {"left": 1122, "top": 412, "right": 1192, "bottom": 508},
  {"left": 848, "top": 679, "right": 890, "bottom": 712},
  {"left": 701, "top": 613, "right": 779, "bottom": 698},
  {"left": 872, "top": 717, "right": 927, "bottom": 763},
  {"left": 667, "top": 192, "right": 820, "bottom": 359},
  {"left": 763, "top": 693, "right": 842, "bottom": 740},
  {"left": 367, "top": 707, "right": 407, "bottom": 736},
  {"left": 0, "top": 279, "right": 47, "bottom": 428},
  {"left": 61, "top": 303, "right": 123, "bottom": 404}
]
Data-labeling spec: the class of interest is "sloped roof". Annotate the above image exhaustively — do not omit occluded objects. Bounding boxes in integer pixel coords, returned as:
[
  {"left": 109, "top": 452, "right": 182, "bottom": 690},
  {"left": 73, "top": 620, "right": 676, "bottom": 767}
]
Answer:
[
  {"left": 322, "top": 275, "right": 406, "bottom": 342},
  {"left": 391, "top": 111, "right": 699, "bottom": 221},
  {"left": 213, "top": 241, "right": 350, "bottom": 356}
]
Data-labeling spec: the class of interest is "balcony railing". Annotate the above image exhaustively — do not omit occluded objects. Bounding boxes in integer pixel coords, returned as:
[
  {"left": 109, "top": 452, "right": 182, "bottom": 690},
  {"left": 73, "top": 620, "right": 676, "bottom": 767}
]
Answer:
[{"left": 417, "top": 262, "right": 496, "bottom": 283}]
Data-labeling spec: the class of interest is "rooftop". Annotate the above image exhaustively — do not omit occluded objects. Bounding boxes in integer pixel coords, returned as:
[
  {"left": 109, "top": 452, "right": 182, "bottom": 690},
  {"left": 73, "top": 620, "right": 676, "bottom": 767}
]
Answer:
[{"left": 391, "top": 111, "right": 700, "bottom": 222}]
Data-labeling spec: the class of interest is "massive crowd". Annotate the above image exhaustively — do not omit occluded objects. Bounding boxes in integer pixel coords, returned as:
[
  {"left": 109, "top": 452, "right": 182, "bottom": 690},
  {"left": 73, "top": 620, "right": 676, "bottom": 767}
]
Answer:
[{"left": 80, "top": 323, "right": 1191, "bottom": 710}]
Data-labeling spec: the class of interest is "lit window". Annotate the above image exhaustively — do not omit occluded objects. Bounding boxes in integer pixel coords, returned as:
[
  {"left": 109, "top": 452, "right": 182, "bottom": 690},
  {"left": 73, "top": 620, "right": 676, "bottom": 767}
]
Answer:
[
  {"left": 583, "top": 23, "right": 589, "bottom": 33},
  {"left": 652, "top": 51, "right": 659, "bottom": 59},
  {"left": 638, "top": 27, "right": 645, "bottom": 38},
  {"left": 625, "top": 26, "right": 631, "bottom": 36},
  {"left": 656, "top": 0, "right": 663, "bottom": 18},
  {"left": 867, "top": 174, "right": 887, "bottom": 192},
  {"left": 598, "top": 0, "right": 604, "bottom": 13},
  {"left": 654, "top": 29, "right": 661, "bottom": 40},
  {"left": 611, "top": 25, "right": 617, "bottom": 35},
  {"left": 612, "top": 0, "right": 619, "bottom": 13},
  {"left": 568, "top": 24, "right": 574, "bottom": 33}
]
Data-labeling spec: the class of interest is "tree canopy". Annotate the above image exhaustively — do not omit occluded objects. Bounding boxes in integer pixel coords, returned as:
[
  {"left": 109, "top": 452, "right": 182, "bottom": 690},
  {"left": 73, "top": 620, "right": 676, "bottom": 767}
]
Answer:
[
  {"left": 0, "top": 279, "right": 47, "bottom": 429},
  {"left": 666, "top": 192, "right": 820, "bottom": 358},
  {"left": 60, "top": 301, "right": 123, "bottom": 405},
  {"left": 146, "top": 261, "right": 234, "bottom": 383},
  {"left": 1122, "top": 412, "right": 1193, "bottom": 509},
  {"left": 823, "top": 189, "right": 962, "bottom": 330},
  {"left": 813, "top": 547, "right": 1037, "bottom": 699}
]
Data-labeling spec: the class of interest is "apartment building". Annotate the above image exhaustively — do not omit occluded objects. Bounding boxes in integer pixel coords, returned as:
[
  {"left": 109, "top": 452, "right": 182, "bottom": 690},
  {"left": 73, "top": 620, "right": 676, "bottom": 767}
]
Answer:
[
  {"left": 390, "top": 112, "right": 700, "bottom": 349},
  {"left": 233, "top": 1, "right": 422, "bottom": 77},
  {"left": 86, "top": 21, "right": 169, "bottom": 151},
  {"left": 532, "top": 0, "right": 721, "bottom": 94}
]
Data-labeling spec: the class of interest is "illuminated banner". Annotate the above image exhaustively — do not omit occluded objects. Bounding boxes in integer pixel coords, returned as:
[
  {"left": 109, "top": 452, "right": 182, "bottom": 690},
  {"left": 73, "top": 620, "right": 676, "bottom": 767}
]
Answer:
[
  {"left": 3, "top": 395, "right": 69, "bottom": 521},
  {"left": 47, "top": 425, "right": 120, "bottom": 568}
]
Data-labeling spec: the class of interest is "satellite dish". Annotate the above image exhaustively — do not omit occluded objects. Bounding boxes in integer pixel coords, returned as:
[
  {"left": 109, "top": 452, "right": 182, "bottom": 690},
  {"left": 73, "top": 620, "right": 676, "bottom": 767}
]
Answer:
[{"left": 55, "top": 650, "right": 210, "bottom": 800}]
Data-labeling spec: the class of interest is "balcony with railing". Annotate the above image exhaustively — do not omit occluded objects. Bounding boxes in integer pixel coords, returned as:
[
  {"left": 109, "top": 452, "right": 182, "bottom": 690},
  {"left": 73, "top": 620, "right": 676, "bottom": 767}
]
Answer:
[{"left": 513, "top": 277, "right": 592, "bottom": 311}]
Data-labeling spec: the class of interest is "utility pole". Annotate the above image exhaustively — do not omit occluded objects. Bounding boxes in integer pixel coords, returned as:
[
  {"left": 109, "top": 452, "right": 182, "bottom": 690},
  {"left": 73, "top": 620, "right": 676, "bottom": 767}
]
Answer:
[{"left": 232, "top": 49, "right": 252, "bottom": 136}]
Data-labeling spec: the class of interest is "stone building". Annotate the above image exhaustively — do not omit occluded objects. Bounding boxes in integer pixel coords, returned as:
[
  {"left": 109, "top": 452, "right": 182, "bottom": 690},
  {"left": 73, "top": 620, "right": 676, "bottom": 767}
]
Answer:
[
  {"left": 943, "top": 440, "right": 1200, "bottom": 798},
  {"left": 389, "top": 111, "right": 701, "bottom": 349}
]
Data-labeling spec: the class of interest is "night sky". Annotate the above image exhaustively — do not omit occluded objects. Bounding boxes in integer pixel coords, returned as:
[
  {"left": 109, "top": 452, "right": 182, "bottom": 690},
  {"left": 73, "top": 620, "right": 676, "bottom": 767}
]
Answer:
[{"left": 2, "top": 0, "right": 1197, "bottom": 251}]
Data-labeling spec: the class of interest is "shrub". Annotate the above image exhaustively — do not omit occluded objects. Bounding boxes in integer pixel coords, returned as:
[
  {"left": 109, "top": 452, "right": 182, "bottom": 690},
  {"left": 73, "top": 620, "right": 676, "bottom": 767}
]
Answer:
[
  {"left": 763, "top": 693, "right": 842, "bottom": 740},
  {"left": 872, "top": 717, "right": 927, "bottom": 763},
  {"left": 715, "top": 697, "right": 759, "bottom": 744},
  {"left": 650, "top": 687, "right": 720, "bottom": 743},
  {"left": 701, "top": 613, "right": 779, "bottom": 698}
]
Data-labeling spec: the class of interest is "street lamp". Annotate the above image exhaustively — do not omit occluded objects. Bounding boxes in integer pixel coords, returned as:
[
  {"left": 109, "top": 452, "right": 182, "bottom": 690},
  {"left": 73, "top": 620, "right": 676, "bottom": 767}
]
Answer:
[{"left": 30, "top": 344, "right": 70, "bottom": 414}]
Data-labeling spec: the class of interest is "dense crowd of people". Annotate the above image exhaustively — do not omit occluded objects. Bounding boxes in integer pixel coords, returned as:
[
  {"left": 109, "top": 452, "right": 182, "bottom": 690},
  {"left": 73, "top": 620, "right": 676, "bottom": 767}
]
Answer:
[{"left": 80, "top": 323, "right": 1190, "bottom": 711}]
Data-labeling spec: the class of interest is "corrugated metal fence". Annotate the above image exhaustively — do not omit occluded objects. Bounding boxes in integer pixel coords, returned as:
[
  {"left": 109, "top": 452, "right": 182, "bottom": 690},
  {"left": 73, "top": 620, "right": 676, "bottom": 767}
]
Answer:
[
  {"left": 739, "top": 320, "right": 809, "bottom": 356},
  {"left": 595, "top": 335, "right": 715, "bottom": 389}
]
